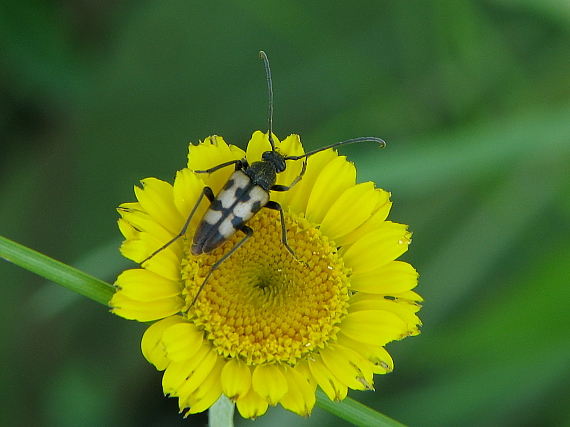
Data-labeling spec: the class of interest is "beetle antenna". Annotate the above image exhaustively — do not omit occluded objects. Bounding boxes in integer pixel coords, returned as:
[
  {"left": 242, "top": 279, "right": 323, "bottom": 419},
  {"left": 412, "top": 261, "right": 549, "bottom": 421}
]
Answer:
[
  {"left": 284, "top": 136, "right": 386, "bottom": 161},
  {"left": 259, "top": 51, "right": 276, "bottom": 151}
]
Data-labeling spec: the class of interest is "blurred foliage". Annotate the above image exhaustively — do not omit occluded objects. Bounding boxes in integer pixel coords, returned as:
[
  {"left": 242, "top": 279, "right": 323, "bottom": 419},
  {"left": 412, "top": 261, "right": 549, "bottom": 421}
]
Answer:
[{"left": 1, "top": 1, "right": 570, "bottom": 426}]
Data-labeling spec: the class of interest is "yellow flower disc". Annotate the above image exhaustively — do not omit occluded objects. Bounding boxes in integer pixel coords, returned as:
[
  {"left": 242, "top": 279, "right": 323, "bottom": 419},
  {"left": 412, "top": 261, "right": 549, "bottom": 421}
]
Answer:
[{"left": 183, "top": 209, "right": 349, "bottom": 366}]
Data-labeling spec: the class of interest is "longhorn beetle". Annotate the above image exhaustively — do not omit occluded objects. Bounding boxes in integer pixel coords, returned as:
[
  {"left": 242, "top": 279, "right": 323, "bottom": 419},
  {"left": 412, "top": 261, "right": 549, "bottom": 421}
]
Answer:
[{"left": 141, "top": 51, "right": 386, "bottom": 308}]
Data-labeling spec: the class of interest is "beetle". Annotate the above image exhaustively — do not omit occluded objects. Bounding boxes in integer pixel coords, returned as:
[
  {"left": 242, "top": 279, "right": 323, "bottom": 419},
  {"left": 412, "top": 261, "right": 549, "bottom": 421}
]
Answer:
[{"left": 141, "top": 51, "right": 385, "bottom": 307}]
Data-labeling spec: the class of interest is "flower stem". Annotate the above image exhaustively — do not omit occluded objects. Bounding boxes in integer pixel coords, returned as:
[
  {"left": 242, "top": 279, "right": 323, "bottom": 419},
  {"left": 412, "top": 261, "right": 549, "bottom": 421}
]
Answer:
[
  {"left": 0, "top": 235, "right": 115, "bottom": 306},
  {"left": 209, "top": 395, "right": 235, "bottom": 427}
]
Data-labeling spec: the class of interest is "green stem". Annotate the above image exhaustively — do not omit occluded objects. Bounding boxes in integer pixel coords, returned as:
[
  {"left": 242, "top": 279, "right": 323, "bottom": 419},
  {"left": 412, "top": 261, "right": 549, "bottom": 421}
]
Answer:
[
  {"left": 0, "top": 235, "right": 115, "bottom": 306},
  {"left": 316, "top": 390, "right": 407, "bottom": 427},
  {"left": 209, "top": 395, "right": 235, "bottom": 427}
]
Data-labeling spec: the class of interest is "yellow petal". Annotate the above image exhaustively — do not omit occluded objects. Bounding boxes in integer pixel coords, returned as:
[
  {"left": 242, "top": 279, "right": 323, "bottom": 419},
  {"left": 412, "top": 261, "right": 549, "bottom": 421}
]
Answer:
[
  {"left": 118, "top": 201, "right": 184, "bottom": 270},
  {"left": 251, "top": 364, "right": 288, "bottom": 405},
  {"left": 117, "top": 201, "right": 141, "bottom": 211},
  {"left": 320, "top": 344, "right": 374, "bottom": 391},
  {"left": 286, "top": 149, "right": 338, "bottom": 214},
  {"left": 342, "top": 222, "right": 411, "bottom": 274},
  {"left": 118, "top": 238, "right": 150, "bottom": 264},
  {"left": 350, "top": 261, "right": 419, "bottom": 294},
  {"left": 181, "top": 356, "right": 224, "bottom": 415},
  {"left": 272, "top": 134, "right": 305, "bottom": 206},
  {"left": 337, "top": 333, "right": 394, "bottom": 374},
  {"left": 110, "top": 292, "right": 184, "bottom": 322},
  {"left": 294, "top": 359, "right": 317, "bottom": 389},
  {"left": 246, "top": 130, "right": 275, "bottom": 164},
  {"left": 235, "top": 387, "right": 269, "bottom": 419},
  {"left": 175, "top": 348, "right": 220, "bottom": 399},
  {"left": 161, "top": 344, "right": 209, "bottom": 394},
  {"left": 119, "top": 231, "right": 182, "bottom": 278},
  {"left": 308, "top": 354, "right": 348, "bottom": 402},
  {"left": 279, "top": 365, "right": 317, "bottom": 417},
  {"left": 118, "top": 205, "right": 180, "bottom": 263},
  {"left": 335, "top": 190, "right": 392, "bottom": 247},
  {"left": 305, "top": 156, "right": 356, "bottom": 224},
  {"left": 279, "top": 133, "right": 305, "bottom": 158},
  {"left": 162, "top": 322, "right": 204, "bottom": 362},
  {"left": 188, "top": 135, "right": 244, "bottom": 196},
  {"left": 172, "top": 168, "right": 208, "bottom": 230},
  {"left": 114, "top": 269, "right": 182, "bottom": 301},
  {"left": 117, "top": 217, "right": 137, "bottom": 240},
  {"left": 221, "top": 358, "right": 252, "bottom": 401},
  {"left": 135, "top": 178, "right": 184, "bottom": 235},
  {"left": 117, "top": 203, "right": 160, "bottom": 235},
  {"left": 188, "top": 135, "right": 243, "bottom": 171},
  {"left": 140, "top": 316, "right": 188, "bottom": 369},
  {"left": 349, "top": 295, "right": 422, "bottom": 335},
  {"left": 320, "top": 182, "right": 379, "bottom": 240},
  {"left": 341, "top": 310, "right": 408, "bottom": 346},
  {"left": 391, "top": 290, "right": 424, "bottom": 311}
]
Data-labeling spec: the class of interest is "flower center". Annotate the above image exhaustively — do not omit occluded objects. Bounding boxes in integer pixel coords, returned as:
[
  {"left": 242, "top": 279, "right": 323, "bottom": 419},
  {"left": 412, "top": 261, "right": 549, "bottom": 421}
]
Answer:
[{"left": 181, "top": 209, "right": 350, "bottom": 365}]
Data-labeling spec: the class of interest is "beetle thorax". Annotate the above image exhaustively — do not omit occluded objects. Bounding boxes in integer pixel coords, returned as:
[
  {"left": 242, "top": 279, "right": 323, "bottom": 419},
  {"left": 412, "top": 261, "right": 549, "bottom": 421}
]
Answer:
[{"left": 245, "top": 152, "right": 284, "bottom": 191}]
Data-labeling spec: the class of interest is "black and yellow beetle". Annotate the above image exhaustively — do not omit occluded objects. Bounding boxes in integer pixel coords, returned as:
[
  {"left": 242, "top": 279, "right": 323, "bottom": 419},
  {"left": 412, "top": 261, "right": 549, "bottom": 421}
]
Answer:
[{"left": 142, "top": 52, "right": 385, "bottom": 307}]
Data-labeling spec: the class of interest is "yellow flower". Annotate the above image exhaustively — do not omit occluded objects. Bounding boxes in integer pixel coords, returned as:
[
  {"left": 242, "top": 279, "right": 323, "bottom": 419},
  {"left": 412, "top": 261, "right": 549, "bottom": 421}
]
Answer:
[{"left": 110, "top": 131, "right": 422, "bottom": 419}]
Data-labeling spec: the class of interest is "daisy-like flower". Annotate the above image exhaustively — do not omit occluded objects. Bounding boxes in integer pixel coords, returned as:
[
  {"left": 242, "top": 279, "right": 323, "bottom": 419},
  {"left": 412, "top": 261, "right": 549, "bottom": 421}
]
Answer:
[{"left": 111, "top": 131, "right": 421, "bottom": 419}]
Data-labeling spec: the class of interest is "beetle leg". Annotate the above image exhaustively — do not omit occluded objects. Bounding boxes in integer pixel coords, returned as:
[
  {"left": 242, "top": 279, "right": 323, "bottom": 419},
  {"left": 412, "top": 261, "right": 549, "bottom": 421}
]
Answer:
[
  {"left": 189, "top": 225, "right": 254, "bottom": 308},
  {"left": 265, "top": 201, "right": 307, "bottom": 266},
  {"left": 140, "top": 186, "right": 215, "bottom": 265},
  {"left": 193, "top": 159, "right": 247, "bottom": 174},
  {"left": 270, "top": 160, "right": 307, "bottom": 192},
  {"left": 265, "top": 201, "right": 294, "bottom": 257}
]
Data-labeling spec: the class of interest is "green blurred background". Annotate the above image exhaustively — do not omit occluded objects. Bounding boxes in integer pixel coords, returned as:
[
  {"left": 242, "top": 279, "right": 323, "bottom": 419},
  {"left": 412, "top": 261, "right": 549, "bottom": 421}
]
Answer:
[{"left": 2, "top": 1, "right": 569, "bottom": 426}]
